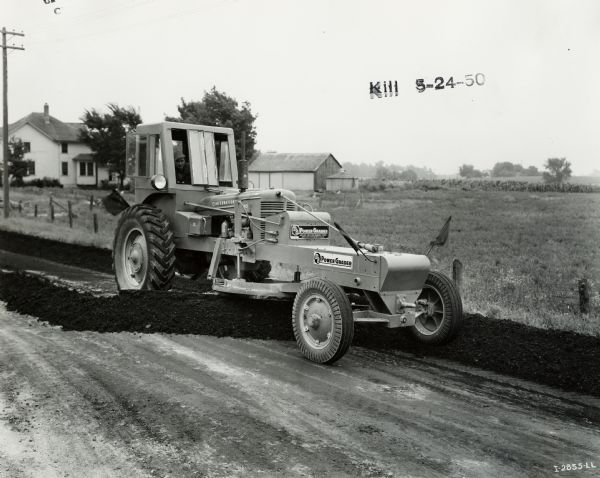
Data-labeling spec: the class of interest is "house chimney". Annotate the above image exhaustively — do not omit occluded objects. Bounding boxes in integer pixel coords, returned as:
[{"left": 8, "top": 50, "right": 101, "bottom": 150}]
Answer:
[{"left": 43, "top": 103, "right": 49, "bottom": 124}]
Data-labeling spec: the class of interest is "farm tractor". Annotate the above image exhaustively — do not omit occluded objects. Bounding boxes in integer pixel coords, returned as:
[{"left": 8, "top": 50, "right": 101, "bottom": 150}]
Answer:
[{"left": 110, "top": 122, "right": 463, "bottom": 364}]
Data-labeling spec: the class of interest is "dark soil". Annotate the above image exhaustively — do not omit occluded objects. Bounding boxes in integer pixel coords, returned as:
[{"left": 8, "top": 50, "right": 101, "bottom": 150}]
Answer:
[
  {"left": 1, "top": 230, "right": 600, "bottom": 398},
  {"left": 0, "top": 229, "right": 113, "bottom": 274}
]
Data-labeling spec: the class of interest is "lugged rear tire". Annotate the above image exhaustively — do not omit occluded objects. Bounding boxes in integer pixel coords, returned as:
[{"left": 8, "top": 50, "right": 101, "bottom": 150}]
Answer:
[
  {"left": 113, "top": 204, "right": 176, "bottom": 291},
  {"left": 292, "top": 278, "right": 354, "bottom": 364},
  {"left": 410, "top": 271, "right": 463, "bottom": 344}
]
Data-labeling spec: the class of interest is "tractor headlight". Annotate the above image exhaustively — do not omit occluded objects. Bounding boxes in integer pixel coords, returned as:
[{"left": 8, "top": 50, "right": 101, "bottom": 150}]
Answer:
[{"left": 150, "top": 174, "right": 167, "bottom": 190}]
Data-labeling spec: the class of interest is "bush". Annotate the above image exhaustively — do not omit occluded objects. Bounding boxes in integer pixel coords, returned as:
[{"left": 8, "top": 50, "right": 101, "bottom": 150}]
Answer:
[
  {"left": 360, "top": 179, "right": 387, "bottom": 192},
  {"left": 18, "top": 177, "right": 63, "bottom": 188}
]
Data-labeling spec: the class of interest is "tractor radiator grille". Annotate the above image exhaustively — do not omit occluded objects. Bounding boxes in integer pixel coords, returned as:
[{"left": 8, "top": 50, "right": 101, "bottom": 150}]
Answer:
[{"left": 260, "top": 200, "right": 296, "bottom": 238}]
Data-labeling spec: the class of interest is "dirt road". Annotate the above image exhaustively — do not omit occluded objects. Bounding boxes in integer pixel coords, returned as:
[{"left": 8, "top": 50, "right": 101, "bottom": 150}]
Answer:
[{"left": 1, "top": 301, "right": 599, "bottom": 477}]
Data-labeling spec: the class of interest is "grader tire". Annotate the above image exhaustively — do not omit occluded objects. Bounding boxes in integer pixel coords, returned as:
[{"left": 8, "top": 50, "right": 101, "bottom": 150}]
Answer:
[
  {"left": 410, "top": 271, "right": 463, "bottom": 344},
  {"left": 292, "top": 278, "right": 354, "bottom": 364},
  {"left": 113, "top": 204, "right": 176, "bottom": 291}
]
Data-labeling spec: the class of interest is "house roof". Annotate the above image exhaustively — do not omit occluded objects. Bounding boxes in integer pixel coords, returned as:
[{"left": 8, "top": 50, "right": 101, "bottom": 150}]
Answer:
[
  {"left": 327, "top": 170, "right": 356, "bottom": 179},
  {"left": 1, "top": 112, "right": 85, "bottom": 143},
  {"left": 249, "top": 153, "right": 340, "bottom": 172}
]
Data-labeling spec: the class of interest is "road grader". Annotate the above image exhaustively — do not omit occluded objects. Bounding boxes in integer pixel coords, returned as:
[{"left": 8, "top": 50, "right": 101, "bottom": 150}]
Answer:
[{"left": 110, "top": 122, "right": 463, "bottom": 364}]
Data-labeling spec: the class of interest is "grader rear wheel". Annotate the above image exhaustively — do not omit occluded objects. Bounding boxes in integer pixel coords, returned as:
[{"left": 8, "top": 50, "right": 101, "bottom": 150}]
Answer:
[
  {"left": 292, "top": 278, "right": 354, "bottom": 364},
  {"left": 113, "top": 204, "right": 176, "bottom": 291},
  {"left": 410, "top": 271, "right": 463, "bottom": 344}
]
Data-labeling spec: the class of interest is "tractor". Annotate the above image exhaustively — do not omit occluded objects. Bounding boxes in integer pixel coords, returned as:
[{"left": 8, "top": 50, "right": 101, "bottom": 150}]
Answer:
[{"left": 111, "top": 121, "right": 463, "bottom": 364}]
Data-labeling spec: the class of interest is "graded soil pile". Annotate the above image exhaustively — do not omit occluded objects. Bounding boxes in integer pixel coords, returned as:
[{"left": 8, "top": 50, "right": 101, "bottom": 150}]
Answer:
[
  {"left": 0, "top": 229, "right": 112, "bottom": 274},
  {"left": 1, "top": 230, "right": 600, "bottom": 398}
]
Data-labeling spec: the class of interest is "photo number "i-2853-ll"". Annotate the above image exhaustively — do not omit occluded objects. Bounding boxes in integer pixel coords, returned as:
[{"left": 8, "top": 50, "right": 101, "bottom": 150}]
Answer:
[{"left": 416, "top": 73, "right": 485, "bottom": 93}]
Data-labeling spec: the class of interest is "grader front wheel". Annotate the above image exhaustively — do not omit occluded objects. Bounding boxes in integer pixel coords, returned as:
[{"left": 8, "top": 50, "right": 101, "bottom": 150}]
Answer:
[
  {"left": 411, "top": 271, "right": 463, "bottom": 344},
  {"left": 113, "top": 205, "right": 176, "bottom": 291},
  {"left": 292, "top": 278, "right": 354, "bottom": 364}
]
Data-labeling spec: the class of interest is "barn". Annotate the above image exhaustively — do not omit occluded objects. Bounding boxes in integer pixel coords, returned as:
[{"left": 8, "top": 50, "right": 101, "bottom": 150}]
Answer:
[
  {"left": 248, "top": 153, "right": 342, "bottom": 191},
  {"left": 326, "top": 170, "right": 359, "bottom": 191}
]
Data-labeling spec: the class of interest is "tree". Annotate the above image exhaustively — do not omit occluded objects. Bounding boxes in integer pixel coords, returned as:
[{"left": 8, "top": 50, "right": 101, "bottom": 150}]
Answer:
[
  {"left": 167, "top": 87, "right": 257, "bottom": 162},
  {"left": 491, "top": 161, "right": 518, "bottom": 177},
  {"left": 79, "top": 104, "right": 141, "bottom": 187},
  {"left": 459, "top": 164, "right": 484, "bottom": 178},
  {"left": 0, "top": 136, "right": 30, "bottom": 186},
  {"left": 542, "top": 157, "right": 572, "bottom": 184},
  {"left": 398, "top": 169, "right": 418, "bottom": 181}
]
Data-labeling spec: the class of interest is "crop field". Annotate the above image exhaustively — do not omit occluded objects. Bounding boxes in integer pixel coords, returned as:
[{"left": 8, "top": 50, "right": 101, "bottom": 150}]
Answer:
[{"left": 2, "top": 185, "right": 599, "bottom": 335}]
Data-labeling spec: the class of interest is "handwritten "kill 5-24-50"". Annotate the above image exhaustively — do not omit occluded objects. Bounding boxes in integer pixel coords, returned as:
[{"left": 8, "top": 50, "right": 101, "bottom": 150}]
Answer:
[
  {"left": 416, "top": 73, "right": 485, "bottom": 92},
  {"left": 369, "top": 74, "right": 485, "bottom": 99}
]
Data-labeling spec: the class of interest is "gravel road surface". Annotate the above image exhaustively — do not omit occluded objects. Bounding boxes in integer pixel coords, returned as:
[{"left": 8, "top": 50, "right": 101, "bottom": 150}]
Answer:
[{"left": 1, "top": 303, "right": 599, "bottom": 477}]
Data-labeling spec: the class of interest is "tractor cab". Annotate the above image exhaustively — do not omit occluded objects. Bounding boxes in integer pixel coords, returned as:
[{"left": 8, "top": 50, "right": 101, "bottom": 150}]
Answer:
[{"left": 126, "top": 122, "right": 239, "bottom": 204}]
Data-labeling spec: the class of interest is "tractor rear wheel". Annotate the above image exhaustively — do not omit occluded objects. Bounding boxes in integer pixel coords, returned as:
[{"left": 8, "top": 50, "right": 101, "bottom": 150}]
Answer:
[
  {"left": 113, "top": 204, "right": 176, "bottom": 291},
  {"left": 410, "top": 271, "right": 463, "bottom": 344},
  {"left": 292, "top": 278, "right": 354, "bottom": 364}
]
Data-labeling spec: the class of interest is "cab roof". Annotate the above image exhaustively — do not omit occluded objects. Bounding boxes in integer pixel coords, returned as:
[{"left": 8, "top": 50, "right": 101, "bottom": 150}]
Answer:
[{"left": 135, "top": 121, "right": 234, "bottom": 135}]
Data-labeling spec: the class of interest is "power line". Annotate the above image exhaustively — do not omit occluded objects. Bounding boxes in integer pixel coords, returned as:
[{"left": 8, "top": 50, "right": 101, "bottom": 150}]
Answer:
[{"left": 2, "top": 27, "right": 25, "bottom": 219}]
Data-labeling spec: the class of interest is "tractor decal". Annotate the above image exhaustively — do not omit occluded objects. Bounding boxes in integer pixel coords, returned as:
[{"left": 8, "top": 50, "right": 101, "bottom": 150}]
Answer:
[
  {"left": 291, "top": 225, "right": 329, "bottom": 240},
  {"left": 313, "top": 252, "right": 353, "bottom": 269}
]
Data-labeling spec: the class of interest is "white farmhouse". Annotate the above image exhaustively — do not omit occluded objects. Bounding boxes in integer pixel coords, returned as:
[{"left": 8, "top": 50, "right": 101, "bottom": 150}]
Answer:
[{"left": 0, "top": 103, "right": 110, "bottom": 187}]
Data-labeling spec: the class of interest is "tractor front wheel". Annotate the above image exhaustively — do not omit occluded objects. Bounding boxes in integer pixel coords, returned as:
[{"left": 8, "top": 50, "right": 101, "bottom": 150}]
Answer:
[
  {"left": 410, "top": 271, "right": 463, "bottom": 344},
  {"left": 113, "top": 204, "right": 176, "bottom": 291},
  {"left": 292, "top": 278, "right": 354, "bottom": 364}
]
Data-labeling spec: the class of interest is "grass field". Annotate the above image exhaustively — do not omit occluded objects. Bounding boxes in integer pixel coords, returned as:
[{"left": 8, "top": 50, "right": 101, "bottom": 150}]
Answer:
[
  {"left": 302, "top": 188, "right": 600, "bottom": 335},
  {"left": 2, "top": 186, "right": 599, "bottom": 335}
]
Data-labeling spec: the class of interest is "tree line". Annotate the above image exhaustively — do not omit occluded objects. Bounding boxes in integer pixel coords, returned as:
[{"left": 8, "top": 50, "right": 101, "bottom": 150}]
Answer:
[{"left": 459, "top": 159, "right": 573, "bottom": 185}]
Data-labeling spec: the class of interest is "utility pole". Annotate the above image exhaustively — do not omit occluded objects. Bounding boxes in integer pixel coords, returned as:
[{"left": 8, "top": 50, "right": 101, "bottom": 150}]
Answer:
[{"left": 2, "top": 27, "right": 25, "bottom": 218}]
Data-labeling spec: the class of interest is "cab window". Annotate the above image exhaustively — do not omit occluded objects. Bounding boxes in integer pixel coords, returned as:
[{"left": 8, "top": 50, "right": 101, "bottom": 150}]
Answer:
[
  {"left": 215, "top": 133, "right": 232, "bottom": 185},
  {"left": 149, "top": 135, "right": 163, "bottom": 175},
  {"left": 137, "top": 135, "right": 148, "bottom": 177}
]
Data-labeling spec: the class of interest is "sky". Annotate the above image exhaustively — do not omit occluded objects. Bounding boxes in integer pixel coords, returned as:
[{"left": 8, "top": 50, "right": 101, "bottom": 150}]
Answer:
[{"left": 3, "top": 0, "right": 599, "bottom": 175}]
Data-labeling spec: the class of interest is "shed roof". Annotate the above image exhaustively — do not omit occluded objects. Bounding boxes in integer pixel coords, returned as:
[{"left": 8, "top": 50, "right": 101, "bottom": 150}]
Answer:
[
  {"left": 249, "top": 153, "right": 341, "bottom": 172},
  {"left": 1, "top": 112, "right": 85, "bottom": 143}
]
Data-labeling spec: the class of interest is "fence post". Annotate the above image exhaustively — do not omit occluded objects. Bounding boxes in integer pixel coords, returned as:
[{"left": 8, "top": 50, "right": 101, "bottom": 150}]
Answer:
[
  {"left": 579, "top": 278, "right": 590, "bottom": 314},
  {"left": 356, "top": 192, "right": 363, "bottom": 208},
  {"left": 68, "top": 201, "right": 73, "bottom": 228},
  {"left": 93, "top": 213, "right": 98, "bottom": 233},
  {"left": 34, "top": 204, "right": 38, "bottom": 217},
  {"left": 90, "top": 194, "right": 94, "bottom": 210},
  {"left": 50, "top": 202, "right": 55, "bottom": 222},
  {"left": 18, "top": 201, "right": 22, "bottom": 213},
  {"left": 452, "top": 259, "right": 463, "bottom": 292}
]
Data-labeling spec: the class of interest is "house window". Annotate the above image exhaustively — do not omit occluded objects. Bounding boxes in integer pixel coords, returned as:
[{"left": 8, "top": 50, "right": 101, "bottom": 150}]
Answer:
[
  {"left": 26, "top": 160, "right": 35, "bottom": 176},
  {"left": 61, "top": 142, "right": 68, "bottom": 154},
  {"left": 23, "top": 142, "right": 31, "bottom": 153},
  {"left": 62, "top": 162, "right": 68, "bottom": 175},
  {"left": 79, "top": 161, "right": 94, "bottom": 176}
]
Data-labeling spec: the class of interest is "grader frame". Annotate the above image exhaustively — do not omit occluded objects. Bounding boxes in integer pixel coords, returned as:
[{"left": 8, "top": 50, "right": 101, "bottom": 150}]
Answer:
[{"left": 112, "top": 122, "right": 463, "bottom": 364}]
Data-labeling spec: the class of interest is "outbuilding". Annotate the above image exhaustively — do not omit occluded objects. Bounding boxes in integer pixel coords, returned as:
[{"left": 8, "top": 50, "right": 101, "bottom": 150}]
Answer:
[
  {"left": 325, "top": 170, "right": 359, "bottom": 191},
  {"left": 249, "top": 153, "right": 342, "bottom": 191}
]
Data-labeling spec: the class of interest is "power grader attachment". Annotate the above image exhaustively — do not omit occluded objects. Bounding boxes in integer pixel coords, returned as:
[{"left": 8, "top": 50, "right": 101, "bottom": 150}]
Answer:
[{"left": 111, "top": 122, "right": 463, "bottom": 364}]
